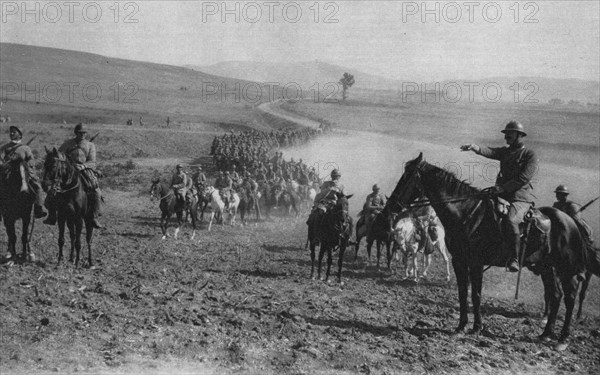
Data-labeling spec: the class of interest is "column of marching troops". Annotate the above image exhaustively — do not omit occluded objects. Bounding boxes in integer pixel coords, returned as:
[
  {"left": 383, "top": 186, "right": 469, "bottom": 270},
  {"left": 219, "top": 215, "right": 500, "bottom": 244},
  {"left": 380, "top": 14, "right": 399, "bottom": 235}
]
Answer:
[{"left": 205, "top": 128, "right": 329, "bottom": 191}]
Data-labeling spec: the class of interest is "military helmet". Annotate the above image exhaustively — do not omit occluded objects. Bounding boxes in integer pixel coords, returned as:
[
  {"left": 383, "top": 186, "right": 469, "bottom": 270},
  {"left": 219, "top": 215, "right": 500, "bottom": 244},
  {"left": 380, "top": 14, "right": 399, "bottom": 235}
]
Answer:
[
  {"left": 372, "top": 184, "right": 380, "bottom": 192},
  {"left": 74, "top": 123, "right": 87, "bottom": 134},
  {"left": 176, "top": 164, "right": 183, "bottom": 169},
  {"left": 501, "top": 120, "right": 526, "bottom": 136},
  {"left": 554, "top": 185, "right": 569, "bottom": 194},
  {"left": 9, "top": 125, "right": 22, "bottom": 137},
  {"left": 331, "top": 169, "right": 341, "bottom": 178}
]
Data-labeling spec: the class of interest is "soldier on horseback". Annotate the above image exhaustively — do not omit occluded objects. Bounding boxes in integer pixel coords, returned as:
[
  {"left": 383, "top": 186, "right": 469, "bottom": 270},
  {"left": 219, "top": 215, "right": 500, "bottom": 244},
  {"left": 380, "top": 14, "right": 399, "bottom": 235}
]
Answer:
[
  {"left": 45, "top": 123, "right": 102, "bottom": 228},
  {"left": 552, "top": 185, "right": 593, "bottom": 244},
  {"left": 0, "top": 126, "right": 47, "bottom": 219},
  {"left": 461, "top": 120, "right": 538, "bottom": 272},
  {"left": 170, "top": 164, "right": 192, "bottom": 207},
  {"left": 308, "top": 169, "right": 345, "bottom": 244},
  {"left": 361, "top": 184, "right": 386, "bottom": 235}
]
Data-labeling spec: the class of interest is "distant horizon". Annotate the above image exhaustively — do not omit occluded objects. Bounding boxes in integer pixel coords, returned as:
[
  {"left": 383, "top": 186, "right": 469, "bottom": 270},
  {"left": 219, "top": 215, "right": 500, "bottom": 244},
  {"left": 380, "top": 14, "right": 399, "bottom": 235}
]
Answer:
[{"left": 3, "top": 41, "right": 599, "bottom": 85}]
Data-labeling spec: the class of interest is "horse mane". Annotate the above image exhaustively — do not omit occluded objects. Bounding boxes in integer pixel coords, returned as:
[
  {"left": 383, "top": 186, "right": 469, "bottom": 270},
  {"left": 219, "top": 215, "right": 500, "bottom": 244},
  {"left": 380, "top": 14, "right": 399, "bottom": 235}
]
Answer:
[{"left": 406, "top": 157, "right": 480, "bottom": 197}]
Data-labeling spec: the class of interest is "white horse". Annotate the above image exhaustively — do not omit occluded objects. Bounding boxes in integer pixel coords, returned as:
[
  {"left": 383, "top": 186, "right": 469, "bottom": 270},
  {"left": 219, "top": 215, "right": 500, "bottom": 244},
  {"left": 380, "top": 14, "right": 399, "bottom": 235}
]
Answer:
[
  {"left": 418, "top": 215, "right": 451, "bottom": 282},
  {"left": 392, "top": 216, "right": 421, "bottom": 282},
  {"left": 204, "top": 186, "right": 225, "bottom": 231},
  {"left": 225, "top": 191, "right": 240, "bottom": 225},
  {"left": 392, "top": 213, "right": 451, "bottom": 282}
]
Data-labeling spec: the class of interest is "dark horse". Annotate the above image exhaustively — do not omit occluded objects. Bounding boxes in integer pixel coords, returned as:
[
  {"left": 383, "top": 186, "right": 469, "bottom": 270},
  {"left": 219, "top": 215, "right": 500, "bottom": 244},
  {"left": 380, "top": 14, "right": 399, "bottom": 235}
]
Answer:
[
  {"left": 237, "top": 186, "right": 261, "bottom": 225},
  {"left": 150, "top": 178, "right": 197, "bottom": 240},
  {"left": 307, "top": 192, "right": 353, "bottom": 283},
  {"left": 387, "top": 153, "right": 596, "bottom": 350},
  {"left": 354, "top": 210, "right": 394, "bottom": 270},
  {"left": 42, "top": 148, "right": 95, "bottom": 267},
  {"left": 0, "top": 161, "right": 36, "bottom": 262}
]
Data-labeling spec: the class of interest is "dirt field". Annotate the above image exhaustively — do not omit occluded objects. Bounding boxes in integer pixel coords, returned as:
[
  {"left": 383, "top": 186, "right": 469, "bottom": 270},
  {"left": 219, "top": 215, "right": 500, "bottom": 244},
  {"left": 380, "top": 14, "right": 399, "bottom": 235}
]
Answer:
[{"left": 1, "top": 99, "right": 599, "bottom": 375}]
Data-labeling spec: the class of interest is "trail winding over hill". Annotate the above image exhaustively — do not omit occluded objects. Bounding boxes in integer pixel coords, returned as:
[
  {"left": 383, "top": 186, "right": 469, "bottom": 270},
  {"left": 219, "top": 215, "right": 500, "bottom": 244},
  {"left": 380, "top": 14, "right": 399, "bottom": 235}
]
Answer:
[{"left": 258, "top": 100, "right": 321, "bottom": 129}]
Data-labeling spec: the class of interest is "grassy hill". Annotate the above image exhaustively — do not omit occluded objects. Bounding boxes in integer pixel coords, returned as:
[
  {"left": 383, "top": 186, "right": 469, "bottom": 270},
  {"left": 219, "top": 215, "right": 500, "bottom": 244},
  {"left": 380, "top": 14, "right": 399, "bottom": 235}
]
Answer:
[{"left": 0, "top": 43, "right": 283, "bottom": 127}]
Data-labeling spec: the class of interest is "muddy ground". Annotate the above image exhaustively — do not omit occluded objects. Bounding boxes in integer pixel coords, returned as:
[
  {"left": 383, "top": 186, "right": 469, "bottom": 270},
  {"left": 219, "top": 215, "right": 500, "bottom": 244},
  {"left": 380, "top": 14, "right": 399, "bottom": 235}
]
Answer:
[{"left": 1, "top": 112, "right": 599, "bottom": 375}]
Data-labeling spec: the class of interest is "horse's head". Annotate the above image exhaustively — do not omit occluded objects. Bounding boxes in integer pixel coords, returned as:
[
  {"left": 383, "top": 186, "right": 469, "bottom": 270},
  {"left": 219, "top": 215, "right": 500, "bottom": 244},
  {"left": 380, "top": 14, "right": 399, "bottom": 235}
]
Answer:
[
  {"left": 150, "top": 177, "right": 161, "bottom": 201},
  {"left": 387, "top": 153, "right": 426, "bottom": 213},
  {"left": 43, "top": 147, "right": 72, "bottom": 191}
]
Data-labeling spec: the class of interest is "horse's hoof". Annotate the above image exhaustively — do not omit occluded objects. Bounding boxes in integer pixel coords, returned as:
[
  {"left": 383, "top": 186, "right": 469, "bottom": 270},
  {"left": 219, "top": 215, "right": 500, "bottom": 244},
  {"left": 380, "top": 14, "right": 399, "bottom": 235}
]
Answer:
[
  {"left": 540, "top": 318, "right": 548, "bottom": 327},
  {"left": 338, "top": 281, "right": 344, "bottom": 286},
  {"left": 161, "top": 236, "right": 167, "bottom": 240},
  {"left": 554, "top": 342, "right": 569, "bottom": 352},
  {"left": 538, "top": 335, "right": 552, "bottom": 343}
]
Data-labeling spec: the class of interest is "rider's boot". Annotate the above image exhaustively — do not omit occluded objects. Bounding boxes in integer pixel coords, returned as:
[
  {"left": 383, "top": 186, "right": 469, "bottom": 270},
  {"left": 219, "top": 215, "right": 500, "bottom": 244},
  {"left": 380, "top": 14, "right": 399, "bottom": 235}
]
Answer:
[
  {"left": 91, "top": 189, "right": 104, "bottom": 229},
  {"left": 504, "top": 222, "right": 520, "bottom": 273},
  {"left": 32, "top": 182, "right": 47, "bottom": 219}
]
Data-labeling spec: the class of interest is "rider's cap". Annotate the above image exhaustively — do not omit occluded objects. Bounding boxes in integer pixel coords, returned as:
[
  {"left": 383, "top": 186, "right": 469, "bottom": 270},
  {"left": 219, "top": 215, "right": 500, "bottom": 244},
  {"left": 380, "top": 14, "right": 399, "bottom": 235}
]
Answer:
[
  {"left": 176, "top": 164, "right": 183, "bottom": 169},
  {"left": 501, "top": 120, "right": 526, "bottom": 136},
  {"left": 74, "top": 123, "right": 87, "bottom": 134},
  {"left": 554, "top": 185, "right": 569, "bottom": 194},
  {"left": 9, "top": 126, "right": 22, "bottom": 137}
]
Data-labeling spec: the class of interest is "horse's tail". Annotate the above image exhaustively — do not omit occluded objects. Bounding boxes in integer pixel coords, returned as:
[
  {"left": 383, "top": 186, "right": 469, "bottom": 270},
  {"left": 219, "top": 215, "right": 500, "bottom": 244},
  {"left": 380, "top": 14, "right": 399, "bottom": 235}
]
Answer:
[{"left": 586, "top": 244, "right": 600, "bottom": 277}]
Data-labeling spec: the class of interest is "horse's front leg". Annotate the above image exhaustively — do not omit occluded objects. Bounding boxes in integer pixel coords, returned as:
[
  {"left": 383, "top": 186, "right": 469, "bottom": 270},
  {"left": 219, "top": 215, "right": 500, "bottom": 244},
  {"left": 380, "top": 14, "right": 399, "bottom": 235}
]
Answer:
[
  {"left": 366, "top": 239, "right": 373, "bottom": 268},
  {"left": 207, "top": 212, "right": 214, "bottom": 232},
  {"left": 452, "top": 259, "right": 469, "bottom": 333},
  {"left": 73, "top": 220, "right": 83, "bottom": 267},
  {"left": 354, "top": 235, "right": 361, "bottom": 264},
  {"left": 161, "top": 214, "right": 170, "bottom": 239},
  {"left": 310, "top": 241, "right": 317, "bottom": 279},
  {"left": 57, "top": 219, "right": 66, "bottom": 264},
  {"left": 375, "top": 240, "right": 382, "bottom": 269},
  {"left": 576, "top": 274, "right": 590, "bottom": 321},
  {"left": 539, "top": 268, "right": 561, "bottom": 341},
  {"left": 189, "top": 208, "right": 197, "bottom": 240},
  {"left": 325, "top": 247, "right": 333, "bottom": 283},
  {"left": 174, "top": 212, "right": 184, "bottom": 239},
  {"left": 337, "top": 243, "right": 346, "bottom": 285},
  {"left": 4, "top": 219, "right": 17, "bottom": 260},
  {"left": 21, "top": 215, "right": 32, "bottom": 261},
  {"left": 67, "top": 220, "right": 76, "bottom": 263},
  {"left": 556, "top": 275, "right": 579, "bottom": 351},
  {"left": 318, "top": 244, "right": 326, "bottom": 281},
  {"left": 469, "top": 265, "right": 484, "bottom": 334}
]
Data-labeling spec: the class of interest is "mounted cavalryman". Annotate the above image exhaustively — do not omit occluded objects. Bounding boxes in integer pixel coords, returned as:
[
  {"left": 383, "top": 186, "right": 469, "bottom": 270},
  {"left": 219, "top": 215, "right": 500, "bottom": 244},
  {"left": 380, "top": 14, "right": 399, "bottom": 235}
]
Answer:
[
  {"left": 0, "top": 126, "right": 47, "bottom": 219},
  {"left": 45, "top": 123, "right": 103, "bottom": 228},
  {"left": 553, "top": 185, "right": 593, "bottom": 245},
  {"left": 461, "top": 120, "right": 538, "bottom": 272}
]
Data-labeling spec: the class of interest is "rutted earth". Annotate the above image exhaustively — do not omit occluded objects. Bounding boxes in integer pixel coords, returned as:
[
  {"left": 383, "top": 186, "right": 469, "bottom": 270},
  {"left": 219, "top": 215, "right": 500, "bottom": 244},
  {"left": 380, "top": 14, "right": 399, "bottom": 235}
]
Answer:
[{"left": 1, "top": 108, "right": 599, "bottom": 375}]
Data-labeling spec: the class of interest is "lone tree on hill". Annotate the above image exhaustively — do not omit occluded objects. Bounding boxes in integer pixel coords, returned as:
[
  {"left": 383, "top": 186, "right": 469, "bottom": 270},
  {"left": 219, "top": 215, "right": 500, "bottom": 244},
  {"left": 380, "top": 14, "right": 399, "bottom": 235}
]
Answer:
[{"left": 339, "top": 73, "right": 355, "bottom": 102}]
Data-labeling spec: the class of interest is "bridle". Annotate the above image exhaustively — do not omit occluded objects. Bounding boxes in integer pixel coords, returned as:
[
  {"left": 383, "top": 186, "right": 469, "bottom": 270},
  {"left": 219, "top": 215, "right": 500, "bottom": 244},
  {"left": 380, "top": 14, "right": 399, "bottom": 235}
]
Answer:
[{"left": 44, "top": 155, "right": 80, "bottom": 194}]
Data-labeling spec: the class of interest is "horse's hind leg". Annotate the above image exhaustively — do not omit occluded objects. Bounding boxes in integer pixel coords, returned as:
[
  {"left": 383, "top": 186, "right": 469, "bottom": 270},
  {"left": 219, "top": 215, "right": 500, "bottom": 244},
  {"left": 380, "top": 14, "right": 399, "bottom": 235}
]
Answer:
[
  {"left": 576, "top": 273, "right": 591, "bottom": 320},
  {"left": 556, "top": 275, "right": 578, "bottom": 350},
  {"left": 73, "top": 221, "right": 83, "bottom": 267},
  {"left": 317, "top": 245, "right": 326, "bottom": 281},
  {"left": 539, "top": 268, "right": 562, "bottom": 341}
]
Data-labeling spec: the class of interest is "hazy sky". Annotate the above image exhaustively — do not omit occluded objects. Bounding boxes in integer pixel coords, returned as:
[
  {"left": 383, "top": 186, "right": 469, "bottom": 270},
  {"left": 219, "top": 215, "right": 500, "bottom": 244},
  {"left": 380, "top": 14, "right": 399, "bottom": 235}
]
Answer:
[{"left": 1, "top": 0, "right": 599, "bottom": 81}]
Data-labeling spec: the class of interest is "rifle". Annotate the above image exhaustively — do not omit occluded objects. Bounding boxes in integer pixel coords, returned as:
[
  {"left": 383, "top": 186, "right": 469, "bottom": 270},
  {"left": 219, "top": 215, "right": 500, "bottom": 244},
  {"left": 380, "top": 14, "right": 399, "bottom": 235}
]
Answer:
[
  {"left": 89, "top": 132, "right": 100, "bottom": 142},
  {"left": 26, "top": 135, "right": 38, "bottom": 146},
  {"left": 577, "top": 196, "right": 600, "bottom": 214}
]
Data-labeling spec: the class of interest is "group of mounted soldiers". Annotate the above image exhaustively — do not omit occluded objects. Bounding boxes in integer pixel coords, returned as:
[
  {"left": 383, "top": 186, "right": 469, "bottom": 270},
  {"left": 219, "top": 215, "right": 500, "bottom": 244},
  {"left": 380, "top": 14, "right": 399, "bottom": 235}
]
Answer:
[{"left": 0, "top": 123, "right": 103, "bottom": 229}]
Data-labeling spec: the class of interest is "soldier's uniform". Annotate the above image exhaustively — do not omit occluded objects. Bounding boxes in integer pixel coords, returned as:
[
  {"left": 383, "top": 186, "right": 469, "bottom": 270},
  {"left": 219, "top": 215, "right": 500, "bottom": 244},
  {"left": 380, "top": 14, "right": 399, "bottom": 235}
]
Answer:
[
  {"left": 469, "top": 121, "right": 538, "bottom": 272},
  {"left": 171, "top": 164, "right": 191, "bottom": 205},
  {"left": 308, "top": 169, "right": 345, "bottom": 244},
  {"left": 47, "top": 123, "right": 103, "bottom": 228},
  {"left": 362, "top": 185, "right": 385, "bottom": 234},
  {"left": 0, "top": 126, "right": 47, "bottom": 219}
]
